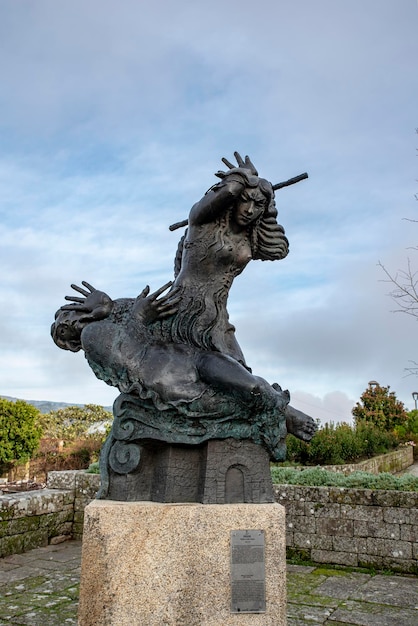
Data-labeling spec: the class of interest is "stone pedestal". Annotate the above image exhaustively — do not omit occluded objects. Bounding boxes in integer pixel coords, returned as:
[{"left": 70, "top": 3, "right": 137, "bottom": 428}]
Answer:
[{"left": 78, "top": 500, "right": 286, "bottom": 626}]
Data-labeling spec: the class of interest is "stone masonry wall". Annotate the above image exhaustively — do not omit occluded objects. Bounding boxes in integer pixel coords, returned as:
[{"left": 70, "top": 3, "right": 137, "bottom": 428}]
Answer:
[
  {"left": 274, "top": 484, "right": 418, "bottom": 574},
  {"left": 0, "top": 488, "right": 74, "bottom": 558},
  {"left": 320, "top": 446, "right": 413, "bottom": 475},
  {"left": 0, "top": 470, "right": 100, "bottom": 557},
  {"left": 47, "top": 470, "right": 100, "bottom": 539}
]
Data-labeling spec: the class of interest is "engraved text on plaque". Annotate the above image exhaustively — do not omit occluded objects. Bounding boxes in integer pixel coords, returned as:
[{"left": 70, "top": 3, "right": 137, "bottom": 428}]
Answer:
[{"left": 230, "top": 529, "right": 266, "bottom": 613}]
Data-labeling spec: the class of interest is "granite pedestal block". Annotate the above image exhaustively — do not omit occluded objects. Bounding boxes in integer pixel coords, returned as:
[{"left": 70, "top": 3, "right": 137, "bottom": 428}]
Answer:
[{"left": 78, "top": 500, "right": 286, "bottom": 626}]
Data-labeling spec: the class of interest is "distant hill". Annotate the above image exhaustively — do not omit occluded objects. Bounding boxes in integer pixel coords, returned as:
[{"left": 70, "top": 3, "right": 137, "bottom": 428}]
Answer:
[{"left": 1, "top": 395, "right": 113, "bottom": 414}]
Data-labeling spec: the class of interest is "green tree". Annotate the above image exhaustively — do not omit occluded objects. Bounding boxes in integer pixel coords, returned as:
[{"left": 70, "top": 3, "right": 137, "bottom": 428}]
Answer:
[
  {"left": 352, "top": 383, "right": 408, "bottom": 432},
  {"left": 405, "top": 409, "right": 418, "bottom": 434},
  {"left": 37, "top": 404, "right": 112, "bottom": 442},
  {"left": 392, "top": 409, "right": 418, "bottom": 453},
  {"left": 0, "top": 398, "right": 42, "bottom": 473}
]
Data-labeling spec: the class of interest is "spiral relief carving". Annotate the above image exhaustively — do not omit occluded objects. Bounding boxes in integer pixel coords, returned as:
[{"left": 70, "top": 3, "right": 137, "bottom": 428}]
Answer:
[{"left": 109, "top": 440, "right": 141, "bottom": 474}]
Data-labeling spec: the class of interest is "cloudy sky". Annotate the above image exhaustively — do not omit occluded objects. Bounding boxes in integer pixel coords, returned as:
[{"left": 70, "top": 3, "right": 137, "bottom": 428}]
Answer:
[{"left": 1, "top": 0, "right": 418, "bottom": 423}]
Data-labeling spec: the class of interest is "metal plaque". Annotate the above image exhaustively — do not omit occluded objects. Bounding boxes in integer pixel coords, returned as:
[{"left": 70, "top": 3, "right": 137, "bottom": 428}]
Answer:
[{"left": 230, "top": 529, "right": 266, "bottom": 613}]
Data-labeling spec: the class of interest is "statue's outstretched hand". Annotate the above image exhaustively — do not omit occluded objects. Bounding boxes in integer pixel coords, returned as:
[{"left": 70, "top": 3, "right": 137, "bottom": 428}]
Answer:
[
  {"left": 215, "top": 151, "right": 260, "bottom": 186},
  {"left": 61, "top": 281, "right": 114, "bottom": 321},
  {"left": 133, "top": 281, "right": 181, "bottom": 324},
  {"left": 222, "top": 152, "right": 258, "bottom": 175}
]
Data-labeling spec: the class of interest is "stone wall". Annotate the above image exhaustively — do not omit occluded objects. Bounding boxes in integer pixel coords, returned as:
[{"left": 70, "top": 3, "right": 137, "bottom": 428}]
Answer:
[
  {"left": 274, "top": 484, "right": 418, "bottom": 574},
  {"left": 321, "top": 446, "right": 413, "bottom": 475},
  {"left": 0, "top": 470, "right": 100, "bottom": 557},
  {"left": 0, "top": 488, "right": 74, "bottom": 558},
  {"left": 47, "top": 470, "right": 100, "bottom": 539}
]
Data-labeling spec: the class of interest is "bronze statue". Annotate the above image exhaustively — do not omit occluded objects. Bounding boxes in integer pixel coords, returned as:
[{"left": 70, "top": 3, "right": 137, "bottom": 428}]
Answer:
[{"left": 52, "top": 153, "right": 315, "bottom": 502}]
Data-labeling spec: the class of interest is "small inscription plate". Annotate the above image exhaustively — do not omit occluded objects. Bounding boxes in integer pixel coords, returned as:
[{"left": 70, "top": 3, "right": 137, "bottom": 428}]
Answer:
[{"left": 230, "top": 529, "right": 266, "bottom": 613}]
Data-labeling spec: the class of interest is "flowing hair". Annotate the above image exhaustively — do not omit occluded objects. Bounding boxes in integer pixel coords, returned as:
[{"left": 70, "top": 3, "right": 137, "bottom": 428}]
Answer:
[{"left": 251, "top": 197, "right": 289, "bottom": 261}]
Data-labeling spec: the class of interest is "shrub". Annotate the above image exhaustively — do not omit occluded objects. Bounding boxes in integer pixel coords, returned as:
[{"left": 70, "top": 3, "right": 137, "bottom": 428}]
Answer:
[
  {"left": 86, "top": 461, "right": 100, "bottom": 474},
  {"left": 270, "top": 466, "right": 418, "bottom": 491},
  {"left": 284, "top": 420, "right": 399, "bottom": 466},
  {"left": 0, "top": 399, "right": 42, "bottom": 475},
  {"left": 355, "top": 420, "right": 398, "bottom": 458},
  {"left": 307, "top": 422, "right": 346, "bottom": 465},
  {"left": 286, "top": 434, "right": 310, "bottom": 464},
  {"left": 31, "top": 437, "right": 103, "bottom": 477}
]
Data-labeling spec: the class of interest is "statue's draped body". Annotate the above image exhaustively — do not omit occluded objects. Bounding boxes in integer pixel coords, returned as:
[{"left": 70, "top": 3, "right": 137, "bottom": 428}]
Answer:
[{"left": 52, "top": 153, "right": 316, "bottom": 502}]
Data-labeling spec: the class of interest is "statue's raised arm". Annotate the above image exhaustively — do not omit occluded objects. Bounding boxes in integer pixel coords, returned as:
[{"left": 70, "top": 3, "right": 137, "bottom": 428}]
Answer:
[{"left": 188, "top": 152, "right": 271, "bottom": 227}]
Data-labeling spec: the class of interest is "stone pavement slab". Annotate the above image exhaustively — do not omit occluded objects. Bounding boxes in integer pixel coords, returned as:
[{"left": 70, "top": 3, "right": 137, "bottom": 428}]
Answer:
[
  {"left": 287, "top": 563, "right": 418, "bottom": 626},
  {"left": 0, "top": 541, "right": 417, "bottom": 625},
  {"left": 0, "top": 542, "right": 81, "bottom": 625},
  {"left": 315, "top": 571, "right": 372, "bottom": 600},
  {"left": 350, "top": 573, "right": 418, "bottom": 607},
  {"left": 327, "top": 600, "right": 417, "bottom": 626}
]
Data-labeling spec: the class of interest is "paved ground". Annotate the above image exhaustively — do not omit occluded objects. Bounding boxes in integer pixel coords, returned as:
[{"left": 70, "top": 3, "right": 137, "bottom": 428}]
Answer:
[
  {"left": 398, "top": 460, "right": 418, "bottom": 477},
  {"left": 0, "top": 542, "right": 80, "bottom": 625},
  {"left": 286, "top": 563, "right": 417, "bottom": 625},
  {"left": 0, "top": 540, "right": 417, "bottom": 625}
]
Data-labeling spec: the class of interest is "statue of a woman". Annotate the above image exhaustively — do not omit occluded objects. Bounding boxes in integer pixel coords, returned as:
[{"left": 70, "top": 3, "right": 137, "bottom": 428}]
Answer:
[
  {"left": 51, "top": 153, "right": 315, "bottom": 493},
  {"left": 160, "top": 152, "right": 289, "bottom": 367}
]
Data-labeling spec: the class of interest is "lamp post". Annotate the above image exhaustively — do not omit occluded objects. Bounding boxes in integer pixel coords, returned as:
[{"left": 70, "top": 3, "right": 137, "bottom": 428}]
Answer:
[
  {"left": 368, "top": 380, "right": 379, "bottom": 389},
  {"left": 412, "top": 391, "right": 418, "bottom": 410}
]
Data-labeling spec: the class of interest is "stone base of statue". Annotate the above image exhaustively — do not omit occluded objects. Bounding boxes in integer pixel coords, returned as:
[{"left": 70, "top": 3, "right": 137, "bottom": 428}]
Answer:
[
  {"left": 78, "top": 500, "right": 286, "bottom": 626},
  {"left": 100, "top": 438, "right": 275, "bottom": 503}
]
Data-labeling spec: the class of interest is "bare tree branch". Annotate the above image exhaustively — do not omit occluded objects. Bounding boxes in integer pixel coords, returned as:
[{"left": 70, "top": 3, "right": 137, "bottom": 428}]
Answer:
[
  {"left": 378, "top": 258, "right": 418, "bottom": 318},
  {"left": 404, "top": 360, "right": 418, "bottom": 378},
  {"left": 379, "top": 129, "right": 418, "bottom": 376}
]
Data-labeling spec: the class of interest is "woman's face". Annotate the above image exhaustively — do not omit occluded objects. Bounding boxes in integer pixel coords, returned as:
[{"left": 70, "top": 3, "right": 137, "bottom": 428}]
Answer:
[
  {"left": 51, "top": 312, "right": 82, "bottom": 352},
  {"left": 234, "top": 188, "right": 266, "bottom": 228}
]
